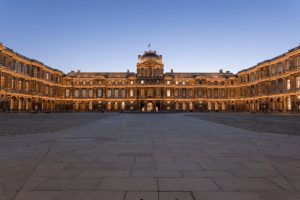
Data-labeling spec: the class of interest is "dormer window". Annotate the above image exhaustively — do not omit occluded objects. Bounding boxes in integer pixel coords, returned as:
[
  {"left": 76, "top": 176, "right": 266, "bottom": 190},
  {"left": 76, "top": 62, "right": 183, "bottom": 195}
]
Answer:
[
  {"left": 167, "top": 80, "right": 170, "bottom": 85},
  {"left": 130, "top": 80, "right": 134, "bottom": 85}
]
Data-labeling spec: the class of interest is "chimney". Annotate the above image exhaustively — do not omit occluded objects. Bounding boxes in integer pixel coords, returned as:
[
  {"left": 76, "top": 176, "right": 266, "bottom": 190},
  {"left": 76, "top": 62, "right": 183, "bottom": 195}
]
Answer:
[{"left": 171, "top": 69, "right": 174, "bottom": 73}]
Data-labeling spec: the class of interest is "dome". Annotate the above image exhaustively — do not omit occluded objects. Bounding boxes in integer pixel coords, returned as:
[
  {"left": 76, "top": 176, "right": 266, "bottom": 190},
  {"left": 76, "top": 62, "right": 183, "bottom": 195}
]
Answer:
[{"left": 140, "top": 51, "right": 161, "bottom": 59}]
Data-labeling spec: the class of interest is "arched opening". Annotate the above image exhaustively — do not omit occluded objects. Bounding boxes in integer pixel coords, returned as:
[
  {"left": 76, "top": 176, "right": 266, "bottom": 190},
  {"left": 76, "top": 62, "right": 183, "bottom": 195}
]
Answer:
[
  {"left": 155, "top": 101, "right": 161, "bottom": 112},
  {"left": 147, "top": 102, "right": 153, "bottom": 112}
]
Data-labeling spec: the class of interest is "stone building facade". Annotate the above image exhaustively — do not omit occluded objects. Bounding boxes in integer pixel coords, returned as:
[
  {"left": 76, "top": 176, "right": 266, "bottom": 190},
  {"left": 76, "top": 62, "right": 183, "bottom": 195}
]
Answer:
[{"left": 1, "top": 42, "right": 300, "bottom": 113}]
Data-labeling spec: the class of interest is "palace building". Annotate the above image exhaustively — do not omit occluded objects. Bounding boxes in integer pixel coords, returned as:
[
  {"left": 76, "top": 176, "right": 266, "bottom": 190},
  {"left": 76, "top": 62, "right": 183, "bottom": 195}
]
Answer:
[{"left": 1, "top": 42, "right": 300, "bottom": 113}]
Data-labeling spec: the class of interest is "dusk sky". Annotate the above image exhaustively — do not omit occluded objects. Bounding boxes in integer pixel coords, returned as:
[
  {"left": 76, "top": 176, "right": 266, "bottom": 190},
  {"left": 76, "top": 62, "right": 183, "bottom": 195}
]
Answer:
[{"left": 1, "top": 0, "right": 300, "bottom": 74}]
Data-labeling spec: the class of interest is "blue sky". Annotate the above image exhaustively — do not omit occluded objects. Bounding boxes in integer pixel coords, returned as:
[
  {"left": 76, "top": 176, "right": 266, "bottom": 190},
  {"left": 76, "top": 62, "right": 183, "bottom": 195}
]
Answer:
[{"left": 1, "top": 0, "right": 300, "bottom": 73}]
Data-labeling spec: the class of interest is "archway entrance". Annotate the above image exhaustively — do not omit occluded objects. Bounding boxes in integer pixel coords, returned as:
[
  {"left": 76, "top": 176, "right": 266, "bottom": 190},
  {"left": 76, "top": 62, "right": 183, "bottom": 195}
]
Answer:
[
  {"left": 147, "top": 102, "right": 153, "bottom": 112},
  {"left": 155, "top": 101, "right": 161, "bottom": 112}
]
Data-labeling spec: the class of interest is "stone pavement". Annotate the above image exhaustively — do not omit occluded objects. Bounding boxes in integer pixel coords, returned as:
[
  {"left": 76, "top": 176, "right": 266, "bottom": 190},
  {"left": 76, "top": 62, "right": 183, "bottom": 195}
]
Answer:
[{"left": 0, "top": 113, "right": 300, "bottom": 200}]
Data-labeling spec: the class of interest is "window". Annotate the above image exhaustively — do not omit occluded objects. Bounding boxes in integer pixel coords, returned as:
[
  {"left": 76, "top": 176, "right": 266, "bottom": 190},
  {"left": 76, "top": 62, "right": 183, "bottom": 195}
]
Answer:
[
  {"left": 130, "top": 89, "right": 134, "bottom": 97},
  {"left": 189, "top": 102, "right": 193, "bottom": 110},
  {"left": 75, "top": 89, "right": 79, "bottom": 97},
  {"left": 167, "top": 80, "right": 170, "bottom": 85},
  {"left": 296, "top": 76, "right": 300, "bottom": 88},
  {"left": 167, "top": 89, "right": 171, "bottom": 97},
  {"left": 46, "top": 73, "right": 49, "bottom": 80},
  {"left": 140, "top": 90, "right": 145, "bottom": 97},
  {"left": 222, "top": 102, "right": 226, "bottom": 110},
  {"left": 175, "top": 102, "right": 180, "bottom": 110},
  {"left": 287, "top": 97, "right": 291, "bottom": 110},
  {"left": 97, "top": 89, "right": 102, "bottom": 97},
  {"left": 83, "top": 81, "right": 86, "bottom": 85},
  {"left": 182, "top": 89, "right": 186, "bottom": 97},
  {"left": 121, "top": 102, "right": 125, "bottom": 110},
  {"left": 175, "top": 81, "right": 178, "bottom": 85},
  {"left": 214, "top": 89, "right": 218, "bottom": 98},
  {"left": 121, "top": 89, "right": 126, "bottom": 98},
  {"left": 141, "top": 80, "right": 144, "bottom": 84},
  {"left": 98, "top": 81, "right": 102, "bottom": 85},
  {"left": 107, "top": 89, "right": 112, "bottom": 97},
  {"left": 130, "top": 80, "right": 134, "bottom": 85},
  {"left": 114, "top": 89, "right": 118, "bottom": 98},
  {"left": 287, "top": 79, "right": 291, "bottom": 90},
  {"left": 90, "top": 81, "right": 93, "bottom": 85},
  {"left": 89, "top": 89, "right": 93, "bottom": 97},
  {"left": 208, "top": 102, "right": 212, "bottom": 110},
  {"left": 107, "top": 102, "right": 112, "bottom": 110},
  {"left": 198, "top": 90, "right": 203, "bottom": 97},
  {"left": 65, "top": 89, "right": 70, "bottom": 97},
  {"left": 114, "top": 102, "right": 119, "bottom": 110},
  {"left": 182, "top": 81, "right": 186, "bottom": 85},
  {"left": 82, "top": 89, "right": 86, "bottom": 97},
  {"left": 182, "top": 102, "right": 186, "bottom": 110},
  {"left": 175, "top": 89, "right": 179, "bottom": 97}
]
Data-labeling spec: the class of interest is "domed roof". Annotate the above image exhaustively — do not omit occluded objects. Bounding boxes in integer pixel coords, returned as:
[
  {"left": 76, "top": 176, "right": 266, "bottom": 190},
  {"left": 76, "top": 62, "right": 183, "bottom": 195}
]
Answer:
[{"left": 140, "top": 51, "right": 161, "bottom": 59}]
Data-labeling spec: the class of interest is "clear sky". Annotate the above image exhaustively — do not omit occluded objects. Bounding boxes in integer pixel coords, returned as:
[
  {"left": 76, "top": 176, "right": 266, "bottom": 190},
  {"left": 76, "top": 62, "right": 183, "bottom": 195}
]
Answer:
[{"left": 1, "top": 0, "right": 300, "bottom": 74}]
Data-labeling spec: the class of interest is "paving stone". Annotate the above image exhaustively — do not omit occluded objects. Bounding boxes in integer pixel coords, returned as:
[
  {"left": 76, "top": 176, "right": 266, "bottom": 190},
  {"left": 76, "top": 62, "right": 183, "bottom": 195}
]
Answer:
[
  {"left": 97, "top": 178, "right": 157, "bottom": 191},
  {"left": 159, "top": 192, "right": 194, "bottom": 200},
  {"left": 193, "top": 191, "right": 264, "bottom": 200},
  {"left": 213, "top": 177, "right": 282, "bottom": 191},
  {"left": 258, "top": 191, "right": 300, "bottom": 200},
  {"left": 80, "top": 170, "right": 131, "bottom": 178},
  {"left": 1, "top": 113, "right": 300, "bottom": 199},
  {"left": 14, "top": 191, "right": 60, "bottom": 200},
  {"left": 34, "top": 178, "right": 101, "bottom": 191},
  {"left": 125, "top": 192, "right": 158, "bottom": 200},
  {"left": 54, "top": 191, "right": 125, "bottom": 200},
  {"left": 131, "top": 170, "right": 182, "bottom": 178},
  {"left": 156, "top": 162, "right": 200, "bottom": 170},
  {"left": 158, "top": 178, "right": 219, "bottom": 191},
  {"left": 182, "top": 170, "right": 234, "bottom": 178}
]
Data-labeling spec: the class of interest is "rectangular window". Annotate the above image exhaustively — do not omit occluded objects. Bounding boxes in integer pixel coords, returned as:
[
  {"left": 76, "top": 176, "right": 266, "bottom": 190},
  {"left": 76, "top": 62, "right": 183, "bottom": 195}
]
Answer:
[
  {"left": 107, "top": 89, "right": 112, "bottom": 97},
  {"left": 97, "top": 89, "right": 102, "bottom": 97},
  {"left": 130, "top": 89, "right": 134, "bottom": 97},
  {"left": 75, "top": 89, "right": 79, "bottom": 97},
  {"left": 89, "top": 89, "right": 93, "bottom": 97},
  {"left": 114, "top": 89, "right": 118, "bottom": 98},
  {"left": 121, "top": 89, "right": 126, "bottom": 98},
  {"left": 287, "top": 79, "right": 291, "bottom": 90},
  {"left": 140, "top": 90, "right": 145, "bottom": 97},
  {"left": 82, "top": 89, "right": 86, "bottom": 97},
  {"left": 167, "top": 89, "right": 171, "bottom": 97},
  {"left": 182, "top": 89, "right": 186, "bottom": 97},
  {"left": 296, "top": 76, "right": 300, "bottom": 88},
  {"left": 175, "top": 89, "right": 179, "bottom": 97},
  {"left": 287, "top": 97, "right": 291, "bottom": 110},
  {"left": 65, "top": 89, "right": 70, "bottom": 97},
  {"left": 198, "top": 90, "right": 202, "bottom": 97}
]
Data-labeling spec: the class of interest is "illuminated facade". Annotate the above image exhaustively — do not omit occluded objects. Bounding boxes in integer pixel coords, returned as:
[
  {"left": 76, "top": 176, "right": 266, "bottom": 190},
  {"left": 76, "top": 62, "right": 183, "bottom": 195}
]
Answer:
[{"left": 1, "top": 42, "right": 300, "bottom": 113}]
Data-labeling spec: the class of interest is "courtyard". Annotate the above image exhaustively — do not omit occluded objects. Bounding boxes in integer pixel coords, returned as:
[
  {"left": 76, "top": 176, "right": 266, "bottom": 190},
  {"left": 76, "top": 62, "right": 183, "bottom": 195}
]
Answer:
[{"left": 0, "top": 113, "right": 300, "bottom": 200}]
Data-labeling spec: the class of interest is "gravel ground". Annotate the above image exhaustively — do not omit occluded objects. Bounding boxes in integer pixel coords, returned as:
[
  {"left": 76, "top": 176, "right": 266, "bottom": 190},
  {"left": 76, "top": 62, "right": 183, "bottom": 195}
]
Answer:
[
  {"left": 187, "top": 113, "right": 300, "bottom": 135},
  {"left": 0, "top": 112, "right": 113, "bottom": 136}
]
